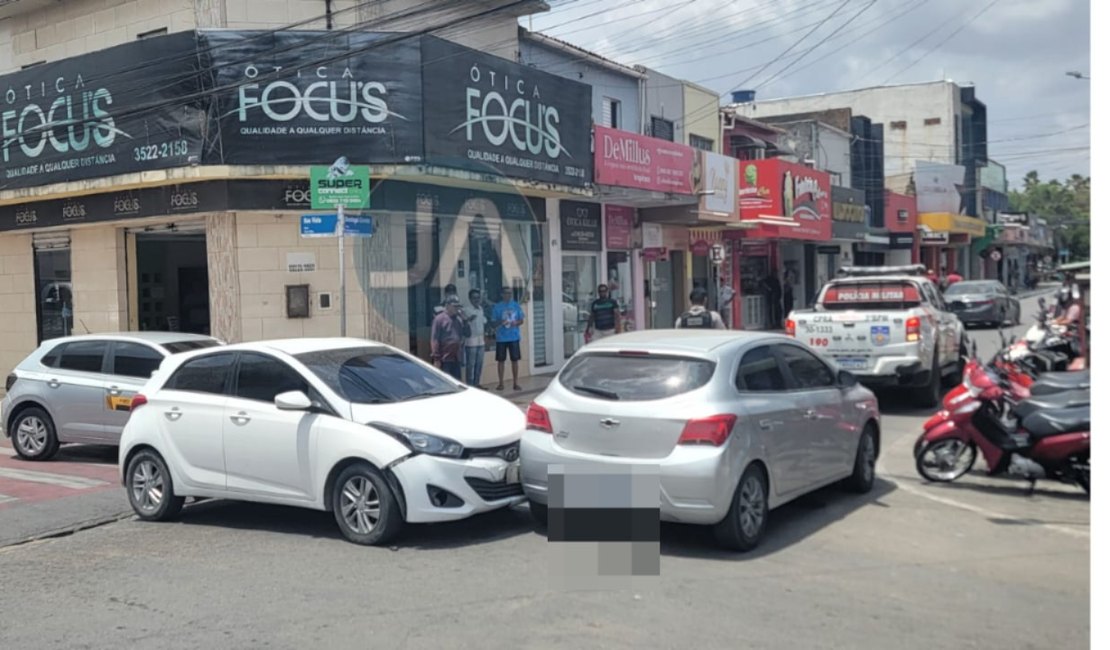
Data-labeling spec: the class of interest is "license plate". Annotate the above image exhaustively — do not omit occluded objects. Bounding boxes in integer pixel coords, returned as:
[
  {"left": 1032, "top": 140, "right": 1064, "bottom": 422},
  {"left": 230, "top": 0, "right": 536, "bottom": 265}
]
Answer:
[
  {"left": 505, "top": 460, "right": 521, "bottom": 484},
  {"left": 837, "top": 358, "right": 869, "bottom": 370}
]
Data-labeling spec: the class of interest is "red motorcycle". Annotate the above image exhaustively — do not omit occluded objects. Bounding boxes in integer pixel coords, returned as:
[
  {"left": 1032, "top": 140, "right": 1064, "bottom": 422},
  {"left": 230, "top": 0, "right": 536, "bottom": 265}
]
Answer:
[{"left": 913, "top": 354, "right": 1090, "bottom": 494}]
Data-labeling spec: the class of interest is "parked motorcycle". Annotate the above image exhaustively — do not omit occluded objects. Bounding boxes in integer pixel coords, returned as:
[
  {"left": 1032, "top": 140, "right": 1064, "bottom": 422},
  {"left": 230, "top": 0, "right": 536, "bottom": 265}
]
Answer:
[{"left": 913, "top": 348, "right": 1090, "bottom": 495}]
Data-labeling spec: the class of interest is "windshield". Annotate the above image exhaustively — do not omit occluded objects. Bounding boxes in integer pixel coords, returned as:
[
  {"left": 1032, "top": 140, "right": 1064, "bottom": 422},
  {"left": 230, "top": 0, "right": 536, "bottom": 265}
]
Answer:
[
  {"left": 945, "top": 281, "right": 999, "bottom": 295},
  {"left": 163, "top": 340, "right": 221, "bottom": 354},
  {"left": 558, "top": 352, "right": 716, "bottom": 401},
  {"left": 295, "top": 347, "right": 463, "bottom": 404}
]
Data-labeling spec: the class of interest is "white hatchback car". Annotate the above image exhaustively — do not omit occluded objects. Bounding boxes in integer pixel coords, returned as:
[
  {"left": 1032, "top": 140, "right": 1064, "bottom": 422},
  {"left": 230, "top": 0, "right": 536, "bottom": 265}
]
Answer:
[{"left": 119, "top": 338, "right": 525, "bottom": 545}]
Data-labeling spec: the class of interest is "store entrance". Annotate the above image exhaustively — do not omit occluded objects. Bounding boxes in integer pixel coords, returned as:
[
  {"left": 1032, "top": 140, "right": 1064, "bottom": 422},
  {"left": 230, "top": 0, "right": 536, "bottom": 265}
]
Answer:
[{"left": 130, "top": 230, "right": 211, "bottom": 335}]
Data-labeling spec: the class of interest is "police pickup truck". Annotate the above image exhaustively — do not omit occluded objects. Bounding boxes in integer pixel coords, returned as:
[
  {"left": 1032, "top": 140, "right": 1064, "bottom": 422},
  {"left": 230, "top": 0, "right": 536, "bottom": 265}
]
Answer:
[{"left": 786, "top": 265, "right": 966, "bottom": 407}]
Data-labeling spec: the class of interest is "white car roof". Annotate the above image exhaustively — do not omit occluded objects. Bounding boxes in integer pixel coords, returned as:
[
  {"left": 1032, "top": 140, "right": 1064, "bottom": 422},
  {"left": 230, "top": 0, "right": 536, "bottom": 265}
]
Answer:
[
  {"left": 579, "top": 330, "right": 789, "bottom": 357},
  {"left": 42, "top": 332, "right": 219, "bottom": 346}
]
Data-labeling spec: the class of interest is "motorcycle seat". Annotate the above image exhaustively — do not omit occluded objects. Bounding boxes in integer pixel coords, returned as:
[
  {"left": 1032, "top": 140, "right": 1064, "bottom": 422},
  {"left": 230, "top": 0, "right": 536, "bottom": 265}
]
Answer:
[
  {"left": 1012, "top": 389, "right": 1091, "bottom": 420},
  {"left": 1029, "top": 370, "right": 1091, "bottom": 395},
  {"left": 1022, "top": 406, "right": 1090, "bottom": 439}
]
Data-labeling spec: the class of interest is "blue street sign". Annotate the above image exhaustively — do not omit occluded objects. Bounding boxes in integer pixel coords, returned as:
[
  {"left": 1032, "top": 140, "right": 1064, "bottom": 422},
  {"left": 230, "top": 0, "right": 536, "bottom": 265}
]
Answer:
[
  {"left": 301, "top": 214, "right": 338, "bottom": 238},
  {"left": 344, "top": 215, "right": 374, "bottom": 237}
]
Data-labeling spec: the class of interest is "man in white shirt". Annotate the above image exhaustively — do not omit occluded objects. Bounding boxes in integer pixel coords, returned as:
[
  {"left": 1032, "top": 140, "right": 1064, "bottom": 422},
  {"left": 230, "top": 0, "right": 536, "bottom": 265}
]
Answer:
[
  {"left": 717, "top": 276, "right": 735, "bottom": 328},
  {"left": 462, "top": 289, "right": 488, "bottom": 387}
]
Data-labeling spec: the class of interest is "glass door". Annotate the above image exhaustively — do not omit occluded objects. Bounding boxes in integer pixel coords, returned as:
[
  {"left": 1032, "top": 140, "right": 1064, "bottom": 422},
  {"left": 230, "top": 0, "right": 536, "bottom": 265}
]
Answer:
[{"left": 561, "top": 254, "right": 599, "bottom": 358}]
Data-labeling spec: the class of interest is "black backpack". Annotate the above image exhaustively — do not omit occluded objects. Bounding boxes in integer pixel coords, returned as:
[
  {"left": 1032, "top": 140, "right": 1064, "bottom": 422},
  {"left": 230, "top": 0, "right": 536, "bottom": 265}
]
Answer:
[{"left": 678, "top": 310, "right": 715, "bottom": 329}]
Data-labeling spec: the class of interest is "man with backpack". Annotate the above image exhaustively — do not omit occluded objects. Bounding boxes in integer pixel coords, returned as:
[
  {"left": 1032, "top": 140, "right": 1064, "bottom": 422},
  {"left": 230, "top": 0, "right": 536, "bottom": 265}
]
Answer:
[{"left": 675, "top": 288, "right": 726, "bottom": 329}]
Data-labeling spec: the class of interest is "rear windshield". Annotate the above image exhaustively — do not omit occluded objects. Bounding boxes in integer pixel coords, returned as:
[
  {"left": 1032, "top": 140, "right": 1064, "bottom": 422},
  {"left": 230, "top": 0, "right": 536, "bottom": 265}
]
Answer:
[
  {"left": 945, "top": 281, "right": 998, "bottom": 295},
  {"left": 819, "top": 281, "right": 921, "bottom": 311},
  {"left": 163, "top": 340, "right": 221, "bottom": 354},
  {"left": 558, "top": 353, "right": 716, "bottom": 401},
  {"left": 295, "top": 347, "right": 462, "bottom": 404}
]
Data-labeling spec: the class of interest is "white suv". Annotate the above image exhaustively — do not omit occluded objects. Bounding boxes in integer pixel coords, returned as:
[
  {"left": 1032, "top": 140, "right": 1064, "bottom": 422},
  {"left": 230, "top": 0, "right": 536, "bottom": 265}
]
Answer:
[{"left": 787, "top": 266, "right": 966, "bottom": 407}]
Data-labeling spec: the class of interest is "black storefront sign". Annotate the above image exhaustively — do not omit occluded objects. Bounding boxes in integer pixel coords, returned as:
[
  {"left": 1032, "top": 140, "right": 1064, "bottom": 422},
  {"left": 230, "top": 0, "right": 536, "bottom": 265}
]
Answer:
[
  {"left": 1, "top": 32, "right": 205, "bottom": 191},
  {"left": 0, "top": 181, "right": 228, "bottom": 230},
  {"left": 370, "top": 181, "right": 544, "bottom": 222},
  {"left": 420, "top": 37, "right": 593, "bottom": 187},
  {"left": 200, "top": 31, "right": 424, "bottom": 165},
  {"left": 560, "top": 201, "right": 601, "bottom": 251},
  {"left": 831, "top": 185, "right": 868, "bottom": 240},
  {"left": 889, "top": 233, "right": 916, "bottom": 249}
]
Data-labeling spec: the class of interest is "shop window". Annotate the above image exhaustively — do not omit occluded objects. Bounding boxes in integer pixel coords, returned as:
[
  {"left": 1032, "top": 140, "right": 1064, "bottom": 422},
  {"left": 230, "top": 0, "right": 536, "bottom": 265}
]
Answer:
[
  {"left": 689, "top": 134, "right": 714, "bottom": 151},
  {"left": 602, "top": 98, "right": 621, "bottom": 129},
  {"left": 651, "top": 116, "right": 674, "bottom": 141},
  {"left": 33, "top": 245, "right": 73, "bottom": 343},
  {"left": 606, "top": 251, "right": 634, "bottom": 332}
]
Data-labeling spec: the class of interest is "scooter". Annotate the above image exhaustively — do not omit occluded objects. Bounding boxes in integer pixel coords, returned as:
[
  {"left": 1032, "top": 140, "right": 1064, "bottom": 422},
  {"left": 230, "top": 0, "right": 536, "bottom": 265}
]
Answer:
[{"left": 913, "top": 348, "right": 1090, "bottom": 495}]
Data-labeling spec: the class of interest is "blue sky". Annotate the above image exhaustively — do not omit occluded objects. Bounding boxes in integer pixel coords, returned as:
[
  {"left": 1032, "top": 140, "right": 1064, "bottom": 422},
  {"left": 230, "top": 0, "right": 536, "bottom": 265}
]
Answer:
[{"left": 526, "top": 0, "right": 1091, "bottom": 188}]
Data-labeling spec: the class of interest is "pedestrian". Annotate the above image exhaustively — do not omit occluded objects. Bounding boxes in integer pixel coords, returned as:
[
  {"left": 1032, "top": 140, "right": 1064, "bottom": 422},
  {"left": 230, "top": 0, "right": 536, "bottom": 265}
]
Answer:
[
  {"left": 718, "top": 276, "right": 735, "bottom": 329},
  {"left": 586, "top": 284, "right": 622, "bottom": 342},
  {"left": 491, "top": 286, "right": 525, "bottom": 391},
  {"left": 781, "top": 268, "right": 794, "bottom": 327},
  {"left": 762, "top": 273, "right": 782, "bottom": 329},
  {"left": 462, "top": 289, "right": 487, "bottom": 387},
  {"left": 675, "top": 288, "right": 726, "bottom": 329},
  {"left": 946, "top": 271, "right": 963, "bottom": 288},
  {"left": 431, "top": 283, "right": 460, "bottom": 319},
  {"left": 430, "top": 296, "right": 468, "bottom": 381}
]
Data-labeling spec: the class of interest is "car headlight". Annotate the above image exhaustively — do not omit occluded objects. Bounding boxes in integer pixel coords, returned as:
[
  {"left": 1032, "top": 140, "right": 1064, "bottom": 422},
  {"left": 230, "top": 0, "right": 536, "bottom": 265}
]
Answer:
[{"left": 370, "top": 422, "right": 465, "bottom": 459}]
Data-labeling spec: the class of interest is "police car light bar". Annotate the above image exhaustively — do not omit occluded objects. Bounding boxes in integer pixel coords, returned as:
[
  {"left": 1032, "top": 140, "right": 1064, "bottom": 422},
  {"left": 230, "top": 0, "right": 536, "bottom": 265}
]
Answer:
[{"left": 837, "top": 264, "right": 927, "bottom": 277}]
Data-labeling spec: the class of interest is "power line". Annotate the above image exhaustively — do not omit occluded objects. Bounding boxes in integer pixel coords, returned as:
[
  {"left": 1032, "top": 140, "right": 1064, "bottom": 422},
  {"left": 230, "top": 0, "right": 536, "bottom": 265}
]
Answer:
[
  {"left": 754, "top": 0, "right": 880, "bottom": 90},
  {"left": 880, "top": 0, "right": 1003, "bottom": 84}
]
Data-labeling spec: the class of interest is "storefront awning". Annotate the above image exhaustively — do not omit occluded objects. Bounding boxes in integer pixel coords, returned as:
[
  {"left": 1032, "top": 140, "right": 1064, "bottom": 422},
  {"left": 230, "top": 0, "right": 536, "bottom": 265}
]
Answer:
[{"left": 919, "top": 212, "right": 987, "bottom": 238}]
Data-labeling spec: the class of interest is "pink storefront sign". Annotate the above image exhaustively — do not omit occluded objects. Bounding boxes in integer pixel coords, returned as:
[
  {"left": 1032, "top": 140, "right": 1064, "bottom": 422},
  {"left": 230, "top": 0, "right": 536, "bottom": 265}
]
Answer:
[
  {"left": 604, "top": 205, "right": 635, "bottom": 249},
  {"left": 594, "top": 125, "right": 696, "bottom": 194}
]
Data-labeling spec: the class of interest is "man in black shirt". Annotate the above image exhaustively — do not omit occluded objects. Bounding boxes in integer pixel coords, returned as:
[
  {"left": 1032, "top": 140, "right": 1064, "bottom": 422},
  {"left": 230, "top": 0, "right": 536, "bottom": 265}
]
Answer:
[{"left": 586, "top": 284, "right": 622, "bottom": 342}]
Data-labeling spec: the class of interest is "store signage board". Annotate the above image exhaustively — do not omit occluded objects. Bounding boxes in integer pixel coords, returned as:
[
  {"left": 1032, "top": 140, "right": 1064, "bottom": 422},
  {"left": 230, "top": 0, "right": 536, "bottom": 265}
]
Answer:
[{"left": 310, "top": 161, "right": 370, "bottom": 210}]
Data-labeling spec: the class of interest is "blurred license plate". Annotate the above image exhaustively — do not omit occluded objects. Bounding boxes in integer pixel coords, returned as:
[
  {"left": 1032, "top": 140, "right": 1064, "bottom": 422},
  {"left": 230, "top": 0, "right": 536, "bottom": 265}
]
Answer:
[
  {"left": 837, "top": 358, "right": 869, "bottom": 370},
  {"left": 506, "top": 461, "right": 521, "bottom": 484}
]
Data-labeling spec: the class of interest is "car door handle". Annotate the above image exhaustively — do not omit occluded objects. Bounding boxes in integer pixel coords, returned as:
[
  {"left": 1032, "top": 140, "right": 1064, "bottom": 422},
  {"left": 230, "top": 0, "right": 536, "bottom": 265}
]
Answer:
[
  {"left": 47, "top": 379, "right": 61, "bottom": 389},
  {"left": 164, "top": 407, "right": 182, "bottom": 422},
  {"left": 803, "top": 409, "right": 818, "bottom": 420},
  {"left": 230, "top": 412, "right": 251, "bottom": 426},
  {"left": 854, "top": 403, "right": 870, "bottom": 411},
  {"left": 759, "top": 419, "right": 783, "bottom": 430}
]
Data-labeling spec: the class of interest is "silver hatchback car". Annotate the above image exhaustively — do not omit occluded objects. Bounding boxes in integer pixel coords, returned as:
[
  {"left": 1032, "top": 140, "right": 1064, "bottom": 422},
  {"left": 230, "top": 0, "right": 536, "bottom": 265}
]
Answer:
[
  {"left": 3, "top": 333, "right": 222, "bottom": 460},
  {"left": 520, "top": 330, "right": 881, "bottom": 551}
]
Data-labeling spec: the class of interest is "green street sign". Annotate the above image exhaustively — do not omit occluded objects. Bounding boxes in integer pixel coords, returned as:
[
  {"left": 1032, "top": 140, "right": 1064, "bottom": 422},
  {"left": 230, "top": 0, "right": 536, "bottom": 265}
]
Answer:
[{"left": 310, "top": 161, "right": 370, "bottom": 210}]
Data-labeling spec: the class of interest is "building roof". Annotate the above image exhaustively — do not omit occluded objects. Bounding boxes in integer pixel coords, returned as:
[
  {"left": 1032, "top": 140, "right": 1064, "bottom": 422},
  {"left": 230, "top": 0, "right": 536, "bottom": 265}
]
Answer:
[
  {"left": 722, "top": 79, "right": 970, "bottom": 109},
  {"left": 520, "top": 28, "right": 645, "bottom": 79}
]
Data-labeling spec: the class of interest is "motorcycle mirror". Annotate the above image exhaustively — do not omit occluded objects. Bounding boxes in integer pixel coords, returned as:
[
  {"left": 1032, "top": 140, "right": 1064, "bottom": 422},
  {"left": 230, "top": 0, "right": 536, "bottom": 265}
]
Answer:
[{"left": 1038, "top": 297, "right": 1046, "bottom": 308}]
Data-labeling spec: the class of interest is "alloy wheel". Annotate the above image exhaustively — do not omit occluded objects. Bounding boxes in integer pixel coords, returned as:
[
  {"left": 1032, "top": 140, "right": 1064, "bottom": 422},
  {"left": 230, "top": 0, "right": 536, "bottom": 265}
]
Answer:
[
  {"left": 738, "top": 475, "right": 766, "bottom": 538},
  {"left": 15, "top": 416, "right": 48, "bottom": 455},
  {"left": 340, "top": 476, "right": 381, "bottom": 535},
  {"left": 131, "top": 460, "right": 165, "bottom": 514}
]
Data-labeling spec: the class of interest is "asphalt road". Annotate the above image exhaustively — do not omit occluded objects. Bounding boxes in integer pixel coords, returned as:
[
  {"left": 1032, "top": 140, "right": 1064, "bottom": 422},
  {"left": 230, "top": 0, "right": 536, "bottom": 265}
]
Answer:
[{"left": 0, "top": 291, "right": 1088, "bottom": 650}]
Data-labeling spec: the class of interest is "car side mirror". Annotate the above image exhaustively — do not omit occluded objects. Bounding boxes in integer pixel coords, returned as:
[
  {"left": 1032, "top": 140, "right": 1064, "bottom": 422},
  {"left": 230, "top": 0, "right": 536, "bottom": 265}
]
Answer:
[
  {"left": 275, "top": 390, "right": 313, "bottom": 411},
  {"left": 837, "top": 370, "right": 858, "bottom": 388}
]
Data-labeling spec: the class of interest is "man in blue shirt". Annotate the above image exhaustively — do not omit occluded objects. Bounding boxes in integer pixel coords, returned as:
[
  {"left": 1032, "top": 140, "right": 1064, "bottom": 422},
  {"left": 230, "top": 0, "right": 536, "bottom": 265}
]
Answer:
[{"left": 491, "top": 286, "right": 525, "bottom": 391}]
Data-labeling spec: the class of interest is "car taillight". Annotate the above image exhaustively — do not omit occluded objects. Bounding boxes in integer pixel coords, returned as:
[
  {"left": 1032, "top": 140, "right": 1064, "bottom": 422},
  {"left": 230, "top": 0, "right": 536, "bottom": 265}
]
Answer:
[
  {"left": 5, "top": 373, "right": 17, "bottom": 392},
  {"left": 525, "top": 403, "right": 552, "bottom": 433},
  {"left": 677, "top": 414, "right": 737, "bottom": 446},
  {"left": 906, "top": 316, "right": 921, "bottom": 342},
  {"left": 130, "top": 394, "right": 148, "bottom": 411},
  {"left": 785, "top": 319, "right": 796, "bottom": 337}
]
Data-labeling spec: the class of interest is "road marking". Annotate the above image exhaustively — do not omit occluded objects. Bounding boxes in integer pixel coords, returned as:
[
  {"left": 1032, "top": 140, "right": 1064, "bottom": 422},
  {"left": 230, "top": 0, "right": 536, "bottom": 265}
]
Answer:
[
  {"left": 0, "top": 467, "right": 109, "bottom": 490},
  {"left": 0, "top": 493, "right": 15, "bottom": 505},
  {"left": 877, "top": 460, "right": 1089, "bottom": 540}
]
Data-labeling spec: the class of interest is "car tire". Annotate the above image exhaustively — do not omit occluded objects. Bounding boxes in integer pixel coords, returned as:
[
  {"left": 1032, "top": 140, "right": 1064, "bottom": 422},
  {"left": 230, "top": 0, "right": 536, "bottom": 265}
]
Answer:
[
  {"left": 125, "top": 449, "right": 185, "bottom": 522},
  {"left": 912, "top": 352, "right": 942, "bottom": 409},
  {"left": 10, "top": 407, "right": 60, "bottom": 461},
  {"left": 844, "top": 425, "right": 878, "bottom": 494},
  {"left": 528, "top": 500, "right": 548, "bottom": 527},
  {"left": 713, "top": 464, "right": 769, "bottom": 552},
  {"left": 332, "top": 463, "right": 404, "bottom": 546}
]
